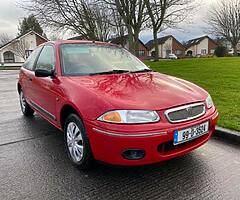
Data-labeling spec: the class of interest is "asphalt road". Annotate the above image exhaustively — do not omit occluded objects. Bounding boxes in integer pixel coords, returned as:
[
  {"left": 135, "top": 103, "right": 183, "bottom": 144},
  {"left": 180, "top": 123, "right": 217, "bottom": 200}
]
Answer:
[{"left": 0, "top": 70, "right": 239, "bottom": 200}]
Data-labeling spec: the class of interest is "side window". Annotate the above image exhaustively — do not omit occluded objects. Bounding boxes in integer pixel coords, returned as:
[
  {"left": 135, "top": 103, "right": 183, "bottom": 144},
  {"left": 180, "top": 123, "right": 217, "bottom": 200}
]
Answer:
[
  {"left": 35, "top": 45, "right": 55, "bottom": 71},
  {"left": 23, "top": 47, "right": 42, "bottom": 71},
  {"left": 201, "top": 49, "right": 207, "bottom": 55}
]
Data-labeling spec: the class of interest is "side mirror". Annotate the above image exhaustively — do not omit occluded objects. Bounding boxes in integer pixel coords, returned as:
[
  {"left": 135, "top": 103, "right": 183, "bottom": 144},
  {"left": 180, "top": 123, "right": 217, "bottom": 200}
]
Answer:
[{"left": 35, "top": 69, "right": 55, "bottom": 78}]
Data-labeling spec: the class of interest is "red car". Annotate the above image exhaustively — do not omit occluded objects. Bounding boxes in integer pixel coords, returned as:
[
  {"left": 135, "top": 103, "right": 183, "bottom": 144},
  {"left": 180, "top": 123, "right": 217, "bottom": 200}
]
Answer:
[{"left": 18, "top": 40, "right": 218, "bottom": 169}]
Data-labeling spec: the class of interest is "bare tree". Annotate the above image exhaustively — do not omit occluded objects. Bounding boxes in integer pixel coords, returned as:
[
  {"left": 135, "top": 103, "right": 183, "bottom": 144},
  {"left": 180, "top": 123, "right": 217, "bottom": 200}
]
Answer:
[
  {"left": 8, "top": 39, "right": 30, "bottom": 60},
  {"left": 21, "top": 0, "right": 114, "bottom": 41},
  {"left": 21, "top": 0, "right": 147, "bottom": 54},
  {"left": 0, "top": 33, "right": 12, "bottom": 46},
  {"left": 103, "top": 0, "right": 148, "bottom": 55},
  {"left": 207, "top": 0, "right": 240, "bottom": 55},
  {"left": 109, "top": 6, "right": 127, "bottom": 47},
  {"left": 144, "top": 0, "right": 196, "bottom": 61},
  {"left": 49, "top": 34, "right": 63, "bottom": 41}
]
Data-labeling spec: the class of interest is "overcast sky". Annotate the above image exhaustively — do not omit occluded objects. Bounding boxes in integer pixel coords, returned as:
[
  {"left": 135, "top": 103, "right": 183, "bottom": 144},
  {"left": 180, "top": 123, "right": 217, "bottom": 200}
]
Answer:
[{"left": 0, "top": 0, "right": 218, "bottom": 43}]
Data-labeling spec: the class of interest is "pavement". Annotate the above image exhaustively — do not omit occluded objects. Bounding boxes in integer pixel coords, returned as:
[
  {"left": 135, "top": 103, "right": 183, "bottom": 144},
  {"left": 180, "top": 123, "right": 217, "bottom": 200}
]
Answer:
[
  {"left": 0, "top": 70, "right": 239, "bottom": 200},
  {"left": 215, "top": 126, "right": 240, "bottom": 143}
]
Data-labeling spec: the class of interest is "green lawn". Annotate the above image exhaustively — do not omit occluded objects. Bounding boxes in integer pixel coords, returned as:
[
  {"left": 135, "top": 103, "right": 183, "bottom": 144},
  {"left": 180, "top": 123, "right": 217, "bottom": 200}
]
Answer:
[
  {"left": 145, "top": 57, "right": 240, "bottom": 132},
  {"left": 0, "top": 67, "right": 21, "bottom": 70}
]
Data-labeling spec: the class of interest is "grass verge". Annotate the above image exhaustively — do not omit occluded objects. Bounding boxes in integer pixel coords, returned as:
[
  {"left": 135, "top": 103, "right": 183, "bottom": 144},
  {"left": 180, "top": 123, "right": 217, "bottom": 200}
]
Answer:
[{"left": 145, "top": 57, "right": 240, "bottom": 132}]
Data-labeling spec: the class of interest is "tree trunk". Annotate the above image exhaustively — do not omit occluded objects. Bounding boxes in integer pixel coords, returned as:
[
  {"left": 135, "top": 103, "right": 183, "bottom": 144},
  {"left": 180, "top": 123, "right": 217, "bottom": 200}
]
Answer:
[
  {"left": 233, "top": 44, "right": 238, "bottom": 56},
  {"left": 153, "top": 29, "right": 159, "bottom": 61},
  {"left": 128, "top": 28, "right": 135, "bottom": 54},
  {"left": 134, "top": 32, "right": 140, "bottom": 57}
]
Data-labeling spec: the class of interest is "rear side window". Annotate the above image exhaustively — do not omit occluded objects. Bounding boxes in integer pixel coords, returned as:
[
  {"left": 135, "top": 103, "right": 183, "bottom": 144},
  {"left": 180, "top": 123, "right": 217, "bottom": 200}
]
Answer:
[
  {"left": 35, "top": 45, "right": 55, "bottom": 71},
  {"left": 23, "top": 46, "right": 42, "bottom": 71}
]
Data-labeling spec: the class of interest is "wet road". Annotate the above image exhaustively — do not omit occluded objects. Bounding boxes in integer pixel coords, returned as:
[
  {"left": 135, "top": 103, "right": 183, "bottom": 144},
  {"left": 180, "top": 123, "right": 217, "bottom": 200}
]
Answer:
[{"left": 0, "top": 70, "right": 239, "bottom": 200}]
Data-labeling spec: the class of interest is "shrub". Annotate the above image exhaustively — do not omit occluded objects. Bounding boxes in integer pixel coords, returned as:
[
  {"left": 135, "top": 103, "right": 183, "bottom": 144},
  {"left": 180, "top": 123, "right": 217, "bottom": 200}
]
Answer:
[{"left": 214, "top": 46, "right": 228, "bottom": 57}]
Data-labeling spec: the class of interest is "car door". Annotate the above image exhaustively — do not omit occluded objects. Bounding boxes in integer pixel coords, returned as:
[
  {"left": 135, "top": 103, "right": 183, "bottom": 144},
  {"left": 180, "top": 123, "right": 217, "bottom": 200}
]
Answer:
[
  {"left": 30, "top": 45, "right": 57, "bottom": 122},
  {"left": 20, "top": 46, "right": 42, "bottom": 103}
]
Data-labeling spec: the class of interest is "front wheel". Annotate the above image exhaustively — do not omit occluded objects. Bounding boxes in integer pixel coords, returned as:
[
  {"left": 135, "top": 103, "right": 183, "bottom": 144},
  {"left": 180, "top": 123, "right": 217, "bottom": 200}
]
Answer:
[
  {"left": 19, "top": 90, "right": 34, "bottom": 116},
  {"left": 64, "top": 114, "right": 93, "bottom": 170}
]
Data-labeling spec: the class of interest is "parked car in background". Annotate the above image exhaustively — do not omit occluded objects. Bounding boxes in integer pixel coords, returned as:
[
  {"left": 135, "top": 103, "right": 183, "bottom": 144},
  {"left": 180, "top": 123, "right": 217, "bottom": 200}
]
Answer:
[
  {"left": 167, "top": 53, "right": 178, "bottom": 59},
  {"left": 18, "top": 40, "right": 218, "bottom": 169},
  {"left": 228, "top": 50, "right": 240, "bottom": 56}
]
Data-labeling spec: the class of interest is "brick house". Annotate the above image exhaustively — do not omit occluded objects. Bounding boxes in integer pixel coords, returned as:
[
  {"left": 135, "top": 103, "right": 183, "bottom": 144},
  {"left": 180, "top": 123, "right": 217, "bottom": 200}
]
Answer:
[
  {"left": 145, "top": 35, "right": 185, "bottom": 58},
  {"left": 109, "top": 35, "right": 149, "bottom": 60},
  {"left": 0, "top": 30, "right": 48, "bottom": 67},
  {"left": 185, "top": 36, "right": 218, "bottom": 57}
]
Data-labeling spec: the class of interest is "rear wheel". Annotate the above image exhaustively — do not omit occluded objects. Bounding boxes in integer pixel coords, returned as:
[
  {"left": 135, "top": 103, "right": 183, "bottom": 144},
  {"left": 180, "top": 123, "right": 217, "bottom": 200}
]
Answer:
[
  {"left": 64, "top": 114, "right": 93, "bottom": 170},
  {"left": 19, "top": 90, "right": 34, "bottom": 116}
]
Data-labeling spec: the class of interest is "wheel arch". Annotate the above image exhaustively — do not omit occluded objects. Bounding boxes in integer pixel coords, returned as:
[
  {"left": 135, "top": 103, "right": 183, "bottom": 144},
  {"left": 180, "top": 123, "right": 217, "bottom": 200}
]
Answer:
[
  {"left": 60, "top": 104, "right": 83, "bottom": 130},
  {"left": 17, "top": 82, "right": 22, "bottom": 94}
]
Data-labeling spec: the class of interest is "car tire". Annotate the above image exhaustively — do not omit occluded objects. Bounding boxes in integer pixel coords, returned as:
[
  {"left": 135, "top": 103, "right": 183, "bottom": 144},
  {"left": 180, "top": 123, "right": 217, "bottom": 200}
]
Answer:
[
  {"left": 19, "top": 90, "right": 34, "bottom": 116},
  {"left": 64, "top": 114, "right": 94, "bottom": 170}
]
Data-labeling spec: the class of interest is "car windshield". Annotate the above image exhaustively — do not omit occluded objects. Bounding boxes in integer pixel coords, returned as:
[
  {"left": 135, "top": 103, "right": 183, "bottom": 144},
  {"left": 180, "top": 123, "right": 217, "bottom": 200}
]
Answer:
[{"left": 60, "top": 44, "right": 150, "bottom": 76}]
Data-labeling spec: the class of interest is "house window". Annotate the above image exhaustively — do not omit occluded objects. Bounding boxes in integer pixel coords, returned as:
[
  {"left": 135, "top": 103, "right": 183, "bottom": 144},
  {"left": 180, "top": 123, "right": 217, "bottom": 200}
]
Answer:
[
  {"left": 3, "top": 51, "right": 15, "bottom": 63},
  {"left": 210, "top": 49, "right": 215, "bottom": 54},
  {"left": 201, "top": 49, "right": 207, "bottom": 55},
  {"left": 187, "top": 50, "right": 193, "bottom": 56},
  {"left": 138, "top": 50, "right": 145, "bottom": 57},
  {"left": 25, "top": 50, "right": 33, "bottom": 58},
  {"left": 166, "top": 50, "right": 171, "bottom": 56},
  {"left": 151, "top": 51, "right": 156, "bottom": 57},
  {"left": 175, "top": 50, "right": 183, "bottom": 55}
]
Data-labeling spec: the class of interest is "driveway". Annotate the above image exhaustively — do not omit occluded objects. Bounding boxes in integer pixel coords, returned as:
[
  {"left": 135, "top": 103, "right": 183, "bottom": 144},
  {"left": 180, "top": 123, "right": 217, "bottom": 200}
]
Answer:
[{"left": 0, "top": 70, "right": 239, "bottom": 200}]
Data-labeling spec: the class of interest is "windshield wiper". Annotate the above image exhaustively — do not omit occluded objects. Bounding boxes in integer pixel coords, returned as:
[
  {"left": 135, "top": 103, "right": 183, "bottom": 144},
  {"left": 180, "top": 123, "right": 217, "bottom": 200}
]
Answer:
[
  {"left": 131, "top": 69, "right": 153, "bottom": 73},
  {"left": 89, "top": 69, "right": 130, "bottom": 76}
]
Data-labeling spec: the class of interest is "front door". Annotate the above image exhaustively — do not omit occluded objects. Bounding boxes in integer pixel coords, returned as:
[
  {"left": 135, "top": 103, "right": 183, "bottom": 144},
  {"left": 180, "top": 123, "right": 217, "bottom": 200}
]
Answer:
[{"left": 30, "top": 45, "right": 57, "bottom": 122}]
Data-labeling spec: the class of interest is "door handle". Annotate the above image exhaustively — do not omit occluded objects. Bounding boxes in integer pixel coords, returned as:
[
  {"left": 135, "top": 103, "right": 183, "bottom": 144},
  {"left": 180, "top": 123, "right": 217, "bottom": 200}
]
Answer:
[{"left": 28, "top": 77, "right": 33, "bottom": 81}]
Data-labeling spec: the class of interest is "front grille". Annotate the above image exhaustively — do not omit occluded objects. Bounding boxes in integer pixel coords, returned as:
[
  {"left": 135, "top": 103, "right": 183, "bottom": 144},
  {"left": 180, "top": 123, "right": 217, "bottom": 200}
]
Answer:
[{"left": 165, "top": 103, "right": 205, "bottom": 123}]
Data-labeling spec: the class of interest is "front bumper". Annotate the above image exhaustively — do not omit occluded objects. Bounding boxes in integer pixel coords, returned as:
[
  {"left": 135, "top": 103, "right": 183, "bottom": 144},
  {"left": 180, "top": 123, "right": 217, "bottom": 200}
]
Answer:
[{"left": 85, "top": 108, "right": 218, "bottom": 166}]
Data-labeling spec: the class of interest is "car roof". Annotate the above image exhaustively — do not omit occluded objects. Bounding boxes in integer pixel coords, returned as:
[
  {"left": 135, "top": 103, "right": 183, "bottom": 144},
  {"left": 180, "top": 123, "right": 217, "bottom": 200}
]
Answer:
[{"left": 43, "top": 40, "right": 119, "bottom": 47}]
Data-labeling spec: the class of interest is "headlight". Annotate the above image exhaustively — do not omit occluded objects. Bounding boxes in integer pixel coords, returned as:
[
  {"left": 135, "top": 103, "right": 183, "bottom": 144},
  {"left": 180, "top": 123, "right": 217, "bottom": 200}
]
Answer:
[
  {"left": 97, "top": 110, "right": 160, "bottom": 124},
  {"left": 206, "top": 95, "right": 214, "bottom": 109}
]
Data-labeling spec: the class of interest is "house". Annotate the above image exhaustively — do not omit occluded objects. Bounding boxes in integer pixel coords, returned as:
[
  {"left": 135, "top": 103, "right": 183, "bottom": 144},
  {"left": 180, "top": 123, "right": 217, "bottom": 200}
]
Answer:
[
  {"left": 145, "top": 35, "right": 185, "bottom": 58},
  {"left": 185, "top": 36, "right": 218, "bottom": 57},
  {"left": 0, "top": 30, "right": 48, "bottom": 67},
  {"left": 109, "top": 35, "right": 149, "bottom": 60}
]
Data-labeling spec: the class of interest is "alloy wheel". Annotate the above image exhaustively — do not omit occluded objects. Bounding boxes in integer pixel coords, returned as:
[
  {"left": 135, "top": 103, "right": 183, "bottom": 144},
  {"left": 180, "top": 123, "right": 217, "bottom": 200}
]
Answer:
[
  {"left": 20, "top": 91, "right": 26, "bottom": 112},
  {"left": 66, "top": 122, "right": 84, "bottom": 162}
]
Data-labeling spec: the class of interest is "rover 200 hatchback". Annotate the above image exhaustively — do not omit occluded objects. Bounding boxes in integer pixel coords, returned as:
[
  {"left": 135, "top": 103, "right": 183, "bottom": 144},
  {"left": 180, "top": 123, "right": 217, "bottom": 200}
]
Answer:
[{"left": 18, "top": 40, "right": 218, "bottom": 169}]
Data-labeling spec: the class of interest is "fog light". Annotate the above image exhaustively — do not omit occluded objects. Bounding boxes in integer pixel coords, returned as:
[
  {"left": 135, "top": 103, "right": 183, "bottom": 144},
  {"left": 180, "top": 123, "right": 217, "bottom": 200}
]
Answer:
[{"left": 122, "top": 149, "right": 145, "bottom": 160}]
